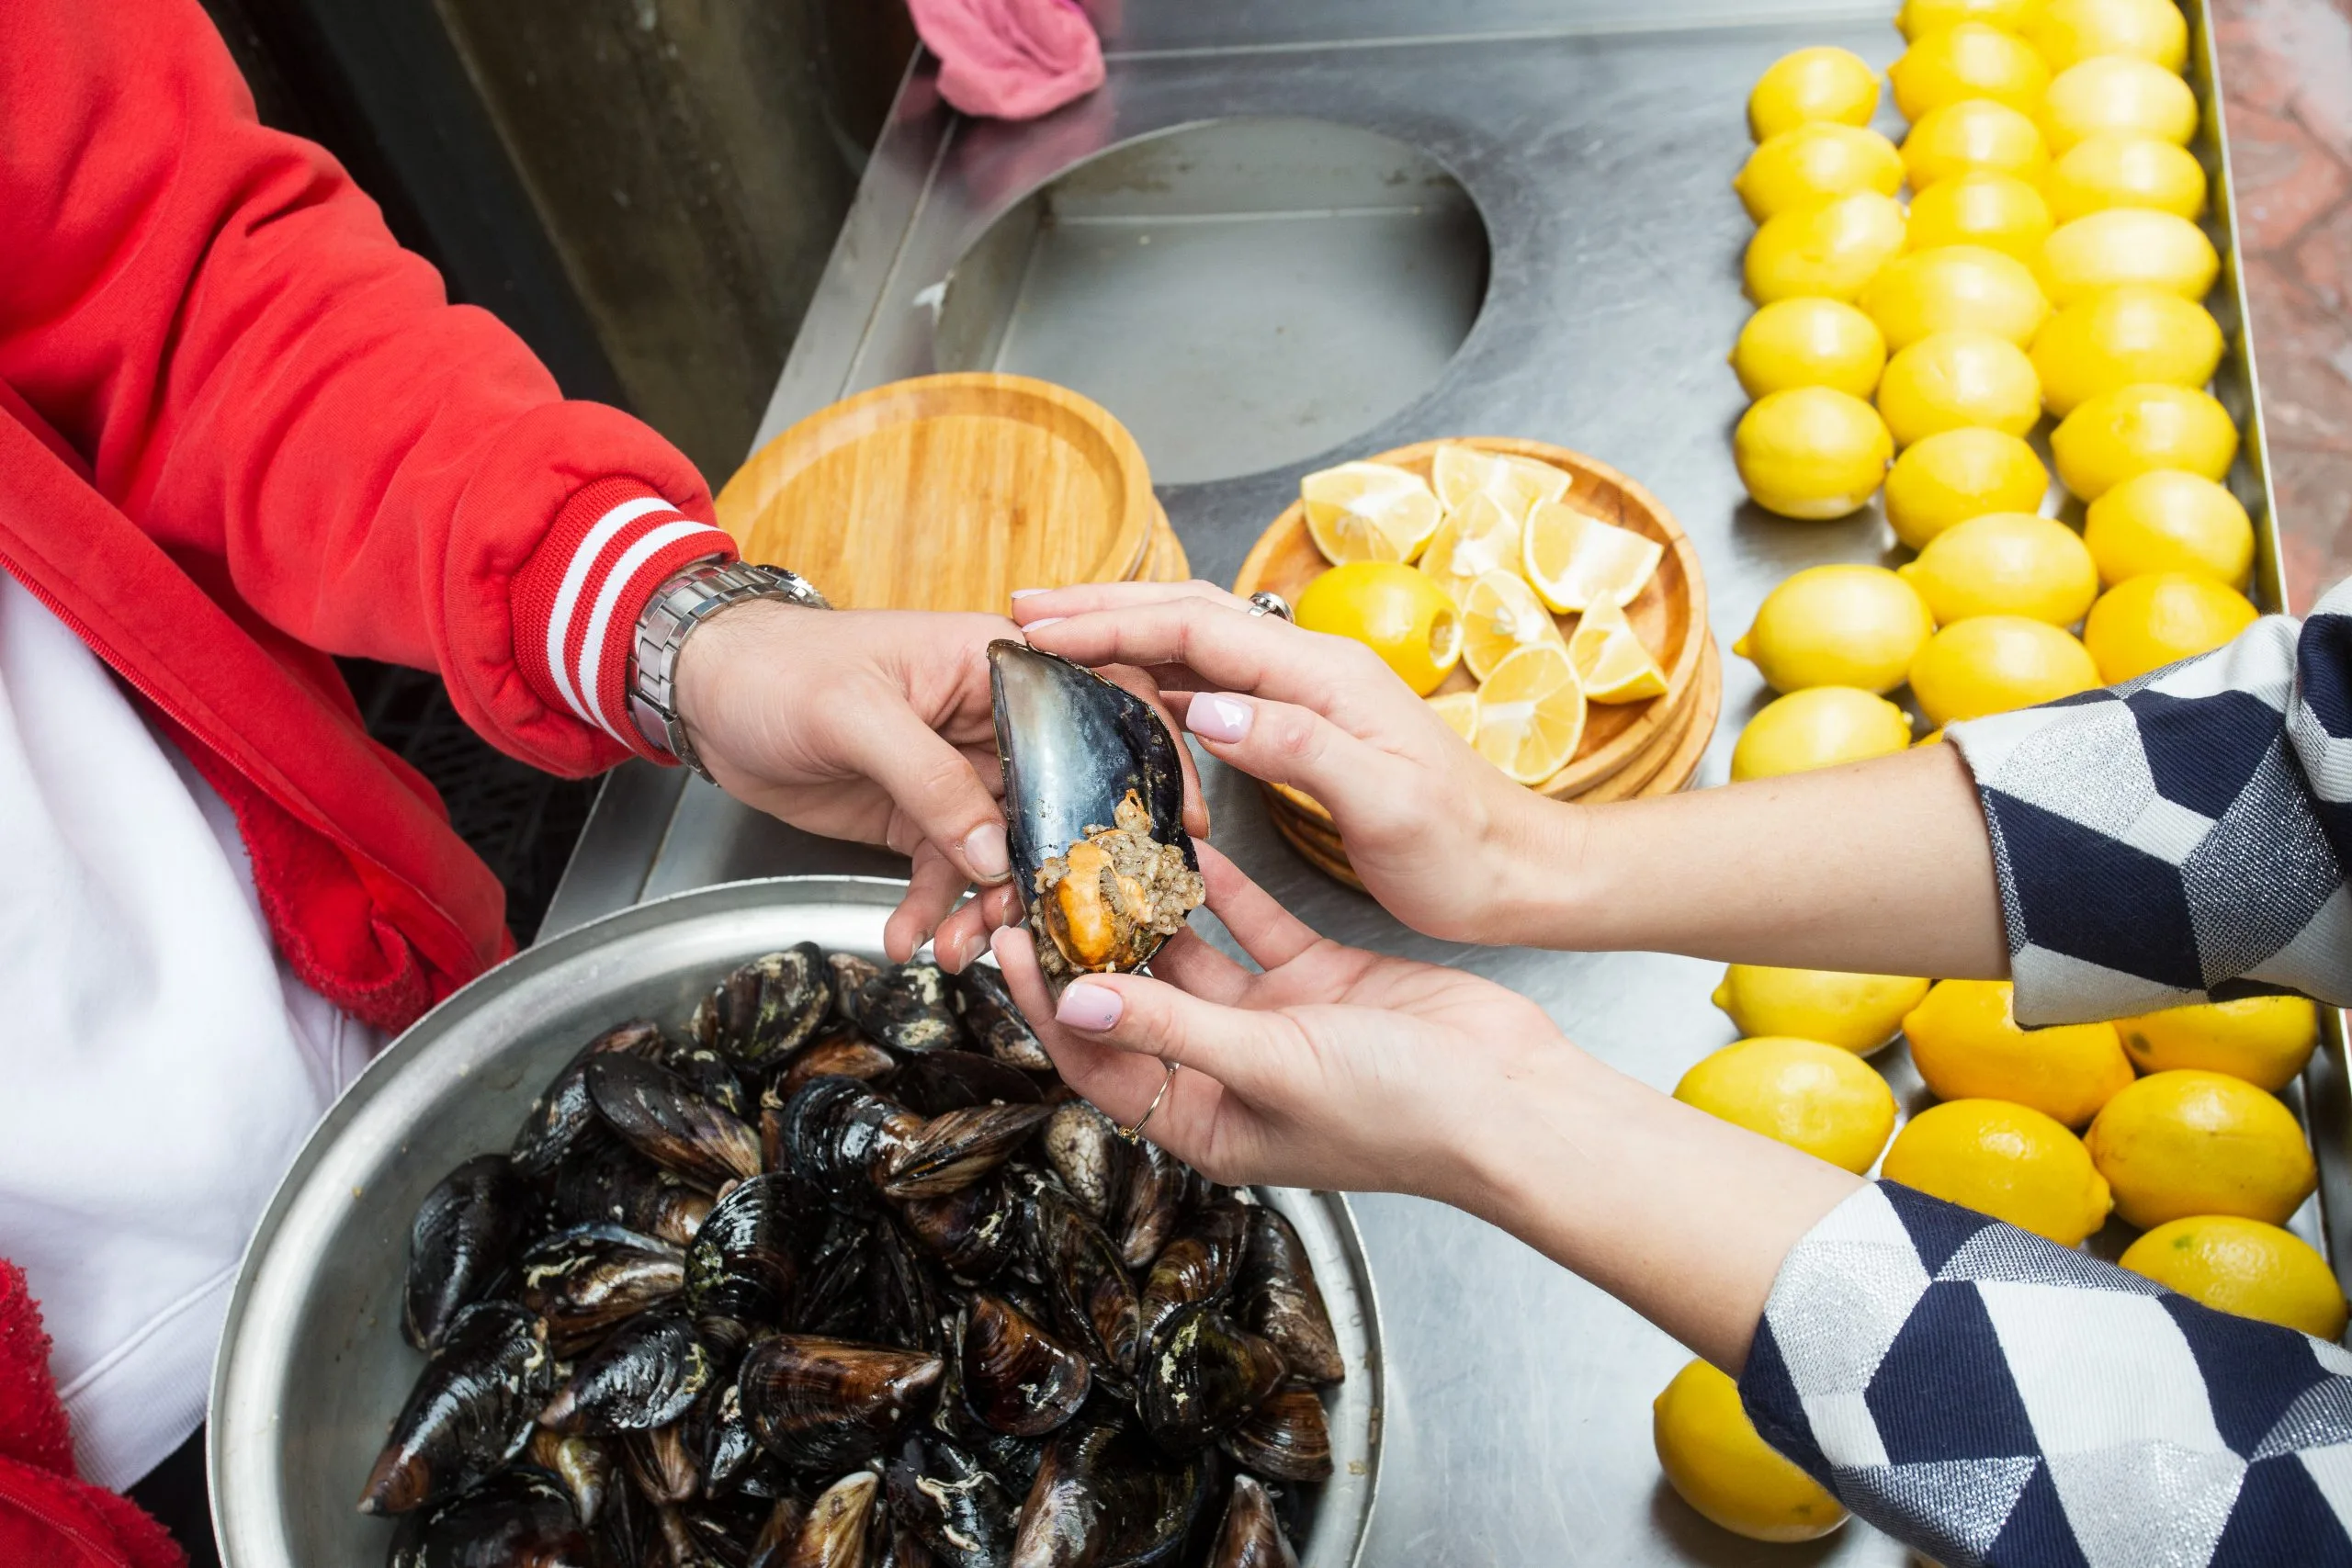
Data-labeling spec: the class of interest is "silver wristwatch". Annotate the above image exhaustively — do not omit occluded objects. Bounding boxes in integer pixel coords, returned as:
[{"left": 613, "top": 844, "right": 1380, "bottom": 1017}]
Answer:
[{"left": 628, "top": 558, "right": 831, "bottom": 781}]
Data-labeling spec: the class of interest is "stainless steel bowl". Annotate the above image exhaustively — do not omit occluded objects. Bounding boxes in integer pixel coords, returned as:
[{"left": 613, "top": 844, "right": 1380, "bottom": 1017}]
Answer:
[{"left": 209, "top": 875, "right": 1382, "bottom": 1566}]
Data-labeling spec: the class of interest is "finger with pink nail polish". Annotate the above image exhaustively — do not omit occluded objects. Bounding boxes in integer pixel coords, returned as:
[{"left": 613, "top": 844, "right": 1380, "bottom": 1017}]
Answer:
[
  {"left": 1057, "top": 981, "right": 1123, "bottom": 1032},
  {"left": 1186, "top": 694, "right": 1254, "bottom": 744}
]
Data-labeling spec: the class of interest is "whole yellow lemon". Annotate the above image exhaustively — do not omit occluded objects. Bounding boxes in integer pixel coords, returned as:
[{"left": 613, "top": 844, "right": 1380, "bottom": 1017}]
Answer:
[
  {"left": 2086, "top": 1069, "right": 2316, "bottom": 1229},
  {"left": 1746, "top": 192, "right": 1911, "bottom": 304},
  {"left": 1654, "top": 1359, "right": 1849, "bottom": 1542},
  {"left": 1891, "top": 24, "right": 2052, "bottom": 120},
  {"left": 2041, "top": 55, "right": 2200, "bottom": 152},
  {"left": 1883, "top": 1099, "right": 2114, "bottom": 1245},
  {"left": 1885, "top": 428, "right": 2052, "bottom": 550},
  {"left": 1909, "top": 615, "right": 2102, "bottom": 725},
  {"left": 2118, "top": 997, "right": 2322, "bottom": 1093},
  {"left": 1750, "top": 47, "right": 1883, "bottom": 141},
  {"left": 1730, "top": 686, "right": 1916, "bottom": 782},
  {"left": 1731, "top": 298, "right": 1888, "bottom": 400},
  {"left": 1903, "top": 99, "right": 2052, "bottom": 189},
  {"left": 1736, "top": 124, "right": 1907, "bottom": 224},
  {"left": 1713, "top": 964, "right": 1931, "bottom": 1054},
  {"left": 1876, "top": 332, "right": 2044, "bottom": 446},
  {"left": 1899, "top": 0, "right": 2041, "bottom": 39},
  {"left": 1293, "top": 562, "right": 1464, "bottom": 694},
  {"left": 1861, "top": 244, "right": 2051, "bottom": 351},
  {"left": 2028, "top": 0, "right": 2191, "bottom": 72},
  {"left": 1898, "top": 512, "right": 2099, "bottom": 626},
  {"left": 2030, "top": 288, "right": 2225, "bottom": 418},
  {"left": 1905, "top": 172, "right": 2055, "bottom": 261},
  {"left": 2052, "top": 383, "right": 2238, "bottom": 501},
  {"left": 2041, "top": 209, "right": 2221, "bottom": 306},
  {"left": 2044, "top": 133, "right": 2208, "bottom": 222},
  {"left": 1736, "top": 565, "right": 1936, "bottom": 693},
  {"left": 1902, "top": 978, "right": 2135, "bottom": 1126},
  {"left": 2084, "top": 469, "right": 2255, "bottom": 589},
  {"left": 1674, "top": 1036, "right": 1899, "bottom": 1173},
  {"left": 1734, "top": 388, "right": 1895, "bottom": 519},
  {"left": 2082, "top": 571, "right": 2260, "bottom": 682},
  {"left": 2120, "top": 1216, "right": 2348, "bottom": 1338}
]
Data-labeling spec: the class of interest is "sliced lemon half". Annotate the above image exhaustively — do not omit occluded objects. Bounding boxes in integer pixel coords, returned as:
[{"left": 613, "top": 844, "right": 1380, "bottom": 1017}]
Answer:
[
  {"left": 1419, "top": 491, "right": 1521, "bottom": 605},
  {"left": 1301, "top": 461, "right": 1443, "bottom": 565},
  {"left": 1427, "top": 690, "right": 1481, "bottom": 742},
  {"left": 1461, "top": 569, "right": 1566, "bottom": 681},
  {"left": 1476, "top": 642, "right": 1588, "bottom": 784},
  {"left": 1567, "top": 599, "right": 1669, "bottom": 704},
  {"left": 1432, "top": 445, "right": 1572, "bottom": 523},
  {"left": 1522, "top": 500, "right": 1666, "bottom": 615}
]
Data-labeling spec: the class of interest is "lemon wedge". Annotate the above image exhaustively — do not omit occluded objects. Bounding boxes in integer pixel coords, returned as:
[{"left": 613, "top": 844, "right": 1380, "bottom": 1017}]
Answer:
[
  {"left": 1460, "top": 569, "right": 1566, "bottom": 681},
  {"left": 1426, "top": 690, "right": 1481, "bottom": 742},
  {"left": 1567, "top": 600, "right": 1669, "bottom": 704},
  {"left": 1476, "top": 642, "right": 1588, "bottom": 784},
  {"left": 1431, "top": 445, "right": 1571, "bottom": 522},
  {"left": 1301, "top": 462, "right": 1443, "bottom": 565},
  {"left": 1521, "top": 501, "right": 1665, "bottom": 614},
  {"left": 1419, "top": 491, "right": 1521, "bottom": 606}
]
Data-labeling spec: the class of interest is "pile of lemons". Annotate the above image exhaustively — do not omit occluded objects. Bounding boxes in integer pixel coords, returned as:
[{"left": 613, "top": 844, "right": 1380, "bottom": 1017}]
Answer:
[
  {"left": 1724, "top": 0, "right": 2262, "bottom": 787},
  {"left": 1285, "top": 446, "right": 1667, "bottom": 784}
]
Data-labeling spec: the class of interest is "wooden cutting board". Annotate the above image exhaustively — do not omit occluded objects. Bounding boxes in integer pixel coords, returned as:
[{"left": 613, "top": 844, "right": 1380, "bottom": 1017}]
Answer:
[{"left": 716, "top": 374, "right": 1157, "bottom": 613}]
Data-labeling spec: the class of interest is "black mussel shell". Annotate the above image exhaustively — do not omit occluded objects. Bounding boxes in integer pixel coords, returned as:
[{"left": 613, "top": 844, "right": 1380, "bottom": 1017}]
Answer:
[
  {"left": 881, "top": 1102, "right": 1056, "bottom": 1200},
  {"left": 1204, "top": 1473, "right": 1297, "bottom": 1568},
  {"left": 1040, "top": 1103, "right": 1125, "bottom": 1224},
  {"left": 362, "top": 1302, "right": 555, "bottom": 1515},
  {"left": 878, "top": 1511, "right": 945, "bottom": 1568},
  {"left": 1220, "top": 1386, "right": 1331, "bottom": 1483},
  {"left": 548, "top": 1130, "right": 713, "bottom": 1247},
  {"left": 527, "top": 1429, "right": 615, "bottom": 1529},
  {"left": 745, "top": 1491, "right": 811, "bottom": 1568},
  {"left": 773, "top": 1031, "right": 899, "bottom": 1110},
  {"left": 538, "top": 1308, "right": 713, "bottom": 1436},
  {"left": 1010, "top": 1421, "right": 1209, "bottom": 1568},
  {"left": 1025, "top": 1188, "right": 1141, "bottom": 1385},
  {"left": 855, "top": 961, "right": 962, "bottom": 1054},
  {"left": 796, "top": 1210, "right": 877, "bottom": 1337},
  {"left": 738, "top": 1335, "right": 944, "bottom": 1472},
  {"left": 511, "top": 1021, "right": 666, "bottom": 1179},
  {"left": 387, "top": 1465, "right": 592, "bottom": 1568},
  {"left": 1137, "top": 1306, "right": 1286, "bottom": 1454},
  {"left": 780, "top": 1076, "right": 922, "bottom": 1200},
  {"left": 778, "top": 1469, "right": 881, "bottom": 1568},
  {"left": 887, "top": 1435, "right": 1018, "bottom": 1568},
  {"left": 899, "top": 1170, "right": 1020, "bottom": 1281},
  {"left": 1118, "top": 1140, "right": 1194, "bottom": 1273},
  {"left": 592, "top": 1465, "right": 662, "bottom": 1568},
  {"left": 954, "top": 964, "right": 1052, "bottom": 1072},
  {"left": 404, "top": 1155, "right": 533, "bottom": 1351},
  {"left": 514, "top": 1224, "right": 686, "bottom": 1357},
  {"left": 932, "top": 1317, "right": 1050, "bottom": 1495},
  {"left": 679, "top": 1492, "right": 783, "bottom": 1568},
  {"left": 892, "top": 1049, "right": 1043, "bottom": 1117},
  {"left": 867, "top": 1218, "right": 956, "bottom": 1356},
  {"left": 713, "top": 944, "right": 832, "bottom": 1064},
  {"left": 622, "top": 1421, "right": 702, "bottom": 1505},
  {"left": 689, "top": 1377, "right": 763, "bottom": 1497},
  {"left": 586, "top": 1055, "right": 763, "bottom": 1191},
  {"left": 1236, "top": 1209, "right": 1345, "bottom": 1386},
  {"left": 1138, "top": 1200, "right": 1250, "bottom": 1344},
  {"left": 688, "top": 1174, "right": 808, "bottom": 1348},
  {"left": 667, "top": 1037, "right": 753, "bottom": 1122},
  {"left": 962, "top": 1293, "right": 1091, "bottom": 1438},
  {"left": 828, "top": 953, "right": 882, "bottom": 1021}
]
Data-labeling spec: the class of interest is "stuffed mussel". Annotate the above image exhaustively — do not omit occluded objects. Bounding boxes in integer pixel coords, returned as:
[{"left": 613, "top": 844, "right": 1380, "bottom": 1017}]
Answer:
[{"left": 362, "top": 943, "right": 1344, "bottom": 1566}]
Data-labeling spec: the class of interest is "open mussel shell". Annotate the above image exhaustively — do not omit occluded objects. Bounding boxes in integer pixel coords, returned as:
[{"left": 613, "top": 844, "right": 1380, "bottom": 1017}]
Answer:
[
  {"left": 892, "top": 1048, "right": 1042, "bottom": 1117},
  {"left": 361, "top": 1301, "right": 554, "bottom": 1515},
  {"left": 1205, "top": 1472, "right": 1299, "bottom": 1568},
  {"left": 1221, "top": 1385, "right": 1332, "bottom": 1483},
  {"left": 1010, "top": 1420, "right": 1209, "bottom": 1568},
  {"left": 1138, "top": 1199, "right": 1250, "bottom": 1344},
  {"left": 538, "top": 1308, "right": 714, "bottom": 1436},
  {"left": 511, "top": 1021, "right": 665, "bottom": 1179},
  {"left": 1236, "top": 1208, "right": 1345, "bottom": 1386},
  {"left": 711, "top": 944, "right": 832, "bottom": 1064},
  {"left": 387, "top": 1464, "right": 593, "bottom": 1568},
  {"left": 738, "top": 1335, "right": 944, "bottom": 1472},
  {"left": 880, "top": 1101, "right": 1056, "bottom": 1200},
  {"left": 403, "top": 1154, "right": 533, "bottom": 1351},
  {"left": 961, "top": 1292, "right": 1091, "bottom": 1438},
  {"left": 515, "top": 1223, "right": 687, "bottom": 1358},
  {"left": 586, "top": 1054, "right": 763, "bottom": 1191},
  {"left": 955, "top": 964, "right": 1053, "bottom": 1072},
  {"left": 988, "top": 641, "right": 1202, "bottom": 992},
  {"left": 687, "top": 1174, "right": 807, "bottom": 1348},
  {"left": 1138, "top": 1305, "right": 1287, "bottom": 1454},
  {"left": 887, "top": 1434, "right": 1019, "bottom": 1568}
]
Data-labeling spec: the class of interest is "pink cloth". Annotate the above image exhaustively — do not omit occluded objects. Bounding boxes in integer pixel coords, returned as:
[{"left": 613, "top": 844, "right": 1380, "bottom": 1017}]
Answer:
[{"left": 906, "top": 0, "right": 1103, "bottom": 120}]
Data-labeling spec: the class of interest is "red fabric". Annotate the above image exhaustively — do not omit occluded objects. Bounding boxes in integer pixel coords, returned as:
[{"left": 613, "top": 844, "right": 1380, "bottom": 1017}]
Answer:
[
  {"left": 0, "top": 0, "right": 741, "bottom": 1029},
  {"left": 0, "top": 1268, "right": 184, "bottom": 1568}
]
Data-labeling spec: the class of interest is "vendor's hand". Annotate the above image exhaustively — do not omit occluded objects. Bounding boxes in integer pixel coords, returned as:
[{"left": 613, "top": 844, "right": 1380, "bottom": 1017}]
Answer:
[
  {"left": 989, "top": 841, "right": 1564, "bottom": 1201},
  {"left": 1009, "top": 581, "right": 1568, "bottom": 946}
]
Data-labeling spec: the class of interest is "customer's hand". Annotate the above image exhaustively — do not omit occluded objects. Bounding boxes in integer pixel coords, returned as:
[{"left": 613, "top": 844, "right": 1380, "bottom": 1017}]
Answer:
[
  {"left": 1009, "top": 581, "right": 1567, "bottom": 946},
  {"left": 989, "top": 841, "right": 1561, "bottom": 1200},
  {"left": 673, "top": 602, "right": 1204, "bottom": 967}
]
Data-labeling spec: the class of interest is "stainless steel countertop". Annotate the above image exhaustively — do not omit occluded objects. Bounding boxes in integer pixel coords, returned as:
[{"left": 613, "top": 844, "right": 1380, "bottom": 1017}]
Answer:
[{"left": 544, "top": 5, "right": 2282, "bottom": 1561}]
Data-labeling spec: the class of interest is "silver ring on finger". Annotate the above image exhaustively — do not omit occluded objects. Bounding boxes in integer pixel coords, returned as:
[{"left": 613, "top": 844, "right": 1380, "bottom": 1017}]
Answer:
[
  {"left": 1246, "top": 591, "right": 1295, "bottom": 623},
  {"left": 1114, "top": 1061, "right": 1181, "bottom": 1145}
]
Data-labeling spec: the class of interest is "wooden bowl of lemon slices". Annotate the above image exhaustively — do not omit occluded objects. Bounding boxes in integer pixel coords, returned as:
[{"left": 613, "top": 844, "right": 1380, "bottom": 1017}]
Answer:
[{"left": 1232, "top": 436, "right": 1717, "bottom": 889}]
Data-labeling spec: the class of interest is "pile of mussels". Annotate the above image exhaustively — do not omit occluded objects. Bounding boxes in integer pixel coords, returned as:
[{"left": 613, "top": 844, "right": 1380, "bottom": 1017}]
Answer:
[{"left": 357, "top": 651, "right": 1340, "bottom": 1568}]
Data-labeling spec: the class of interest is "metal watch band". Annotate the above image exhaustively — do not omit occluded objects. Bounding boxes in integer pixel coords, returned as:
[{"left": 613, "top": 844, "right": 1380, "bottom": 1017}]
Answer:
[{"left": 628, "top": 559, "right": 831, "bottom": 782}]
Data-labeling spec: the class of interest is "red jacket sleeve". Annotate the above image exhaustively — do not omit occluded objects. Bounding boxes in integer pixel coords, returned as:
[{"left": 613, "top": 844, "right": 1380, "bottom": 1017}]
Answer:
[{"left": 0, "top": 0, "right": 738, "bottom": 773}]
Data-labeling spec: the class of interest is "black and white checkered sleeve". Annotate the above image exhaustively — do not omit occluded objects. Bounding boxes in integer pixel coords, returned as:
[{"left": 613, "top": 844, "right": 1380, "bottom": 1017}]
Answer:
[
  {"left": 1946, "top": 580, "right": 2352, "bottom": 1027},
  {"left": 1740, "top": 1182, "right": 2352, "bottom": 1567}
]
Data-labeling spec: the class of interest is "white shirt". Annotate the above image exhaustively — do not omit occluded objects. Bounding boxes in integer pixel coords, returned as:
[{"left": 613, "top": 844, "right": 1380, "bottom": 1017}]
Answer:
[{"left": 0, "top": 574, "right": 377, "bottom": 1489}]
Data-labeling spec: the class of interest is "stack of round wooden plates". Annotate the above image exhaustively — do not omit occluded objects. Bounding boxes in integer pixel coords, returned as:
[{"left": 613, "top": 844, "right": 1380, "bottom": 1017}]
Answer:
[
  {"left": 715, "top": 373, "right": 1187, "bottom": 611},
  {"left": 1232, "top": 436, "right": 1720, "bottom": 892}
]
